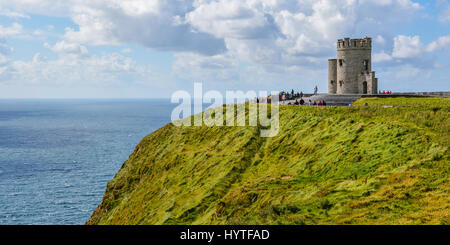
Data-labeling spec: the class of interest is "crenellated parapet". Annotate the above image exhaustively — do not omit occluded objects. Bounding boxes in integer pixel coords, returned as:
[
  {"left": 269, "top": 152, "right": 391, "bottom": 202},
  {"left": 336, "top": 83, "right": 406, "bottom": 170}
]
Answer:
[{"left": 337, "top": 37, "right": 372, "bottom": 50}]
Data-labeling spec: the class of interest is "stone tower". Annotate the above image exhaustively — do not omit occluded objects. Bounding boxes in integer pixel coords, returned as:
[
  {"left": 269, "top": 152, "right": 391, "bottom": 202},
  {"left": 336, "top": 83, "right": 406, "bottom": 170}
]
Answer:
[{"left": 328, "top": 37, "right": 378, "bottom": 95}]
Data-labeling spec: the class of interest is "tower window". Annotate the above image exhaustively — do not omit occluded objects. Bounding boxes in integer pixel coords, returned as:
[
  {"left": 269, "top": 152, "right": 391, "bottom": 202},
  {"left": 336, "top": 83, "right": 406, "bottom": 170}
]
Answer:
[
  {"left": 363, "top": 60, "right": 369, "bottom": 71},
  {"left": 339, "top": 81, "right": 343, "bottom": 87},
  {"left": 331, "top": 80, "right": 334, "bottom": 85},
  {"left": 339, "top": 59, "right": 343, "bottom": 66}
]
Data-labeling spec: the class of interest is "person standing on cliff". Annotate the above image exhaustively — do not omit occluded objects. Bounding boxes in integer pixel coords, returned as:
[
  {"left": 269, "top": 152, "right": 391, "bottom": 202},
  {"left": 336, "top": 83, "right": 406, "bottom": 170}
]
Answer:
[{"left": 314, "top": 86, "right": 318, "bottom": 95}]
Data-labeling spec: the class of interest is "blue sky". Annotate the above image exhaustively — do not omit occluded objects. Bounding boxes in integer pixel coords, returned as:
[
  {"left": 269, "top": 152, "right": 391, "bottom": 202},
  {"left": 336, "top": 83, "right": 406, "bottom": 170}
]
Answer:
[{"left": 0, "top": 0, "right": 449, "bottom": 98}]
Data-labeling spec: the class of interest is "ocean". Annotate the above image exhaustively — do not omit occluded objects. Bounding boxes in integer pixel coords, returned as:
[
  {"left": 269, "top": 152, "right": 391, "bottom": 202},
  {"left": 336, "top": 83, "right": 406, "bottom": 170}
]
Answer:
[{"left": 0, "top": 99, "right": 177, "bottom": 224}]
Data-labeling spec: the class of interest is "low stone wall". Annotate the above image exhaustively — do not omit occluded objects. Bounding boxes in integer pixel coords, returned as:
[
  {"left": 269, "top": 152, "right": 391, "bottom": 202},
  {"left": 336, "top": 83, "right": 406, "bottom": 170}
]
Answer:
[
  {"left": 392, "top": 92, "right": 450, "bottom": 98},
  {"left": 362, "top": 92, "right": 450, "bottom": 98},
  {"left": 275, "top": 92, "right": 449, "bottom": 107}
]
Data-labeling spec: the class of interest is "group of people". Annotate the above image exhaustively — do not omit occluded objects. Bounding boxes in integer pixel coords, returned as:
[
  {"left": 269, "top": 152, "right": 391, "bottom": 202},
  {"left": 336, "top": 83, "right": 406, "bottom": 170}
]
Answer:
[
  {"left": 279, "top": 89, "right": 304, "bottom": 101},
  {"left": 380, "top": 90, "right": 393, "bottom": 95},
  {"left": 291, "top": 98, "right": 327, "bottom": 106},
  {"left": 257, "top": 87, "right": 324, "bottom": 105},
  {"left": 256, "top": 86, "right": 327, "bottom": 106}
]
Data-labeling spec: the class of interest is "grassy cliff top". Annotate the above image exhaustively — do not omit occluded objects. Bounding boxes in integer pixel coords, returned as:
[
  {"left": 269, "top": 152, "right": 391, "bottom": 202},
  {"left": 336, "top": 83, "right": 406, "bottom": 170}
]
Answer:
[{"left": 87, "top": 97, "right": 449, "bottom": 225}]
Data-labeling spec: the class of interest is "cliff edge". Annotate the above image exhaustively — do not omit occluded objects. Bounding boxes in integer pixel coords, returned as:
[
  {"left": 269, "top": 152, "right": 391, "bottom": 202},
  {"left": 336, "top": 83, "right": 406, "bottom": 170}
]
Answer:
[{"left": 87, "top": 97, "right": 449, "bottom": 225}]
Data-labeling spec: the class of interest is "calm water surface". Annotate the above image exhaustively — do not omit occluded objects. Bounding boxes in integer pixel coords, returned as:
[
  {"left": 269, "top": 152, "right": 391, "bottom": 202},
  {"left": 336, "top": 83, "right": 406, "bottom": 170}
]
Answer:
[{"left": 0, "top": 99, "right": 176, "bottom": 224}]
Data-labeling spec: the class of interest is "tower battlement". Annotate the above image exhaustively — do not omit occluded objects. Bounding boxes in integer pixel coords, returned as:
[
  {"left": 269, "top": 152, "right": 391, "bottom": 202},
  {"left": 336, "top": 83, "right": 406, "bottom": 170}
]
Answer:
[{"left": 337, "top": 37, "right": 372, "bottom": 50}]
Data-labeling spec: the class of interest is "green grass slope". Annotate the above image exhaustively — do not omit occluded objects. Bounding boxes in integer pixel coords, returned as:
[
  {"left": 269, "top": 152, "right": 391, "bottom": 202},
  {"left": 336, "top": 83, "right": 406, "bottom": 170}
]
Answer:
[{"left": 87, "top": 97, "right": 449, "bottom": 225}]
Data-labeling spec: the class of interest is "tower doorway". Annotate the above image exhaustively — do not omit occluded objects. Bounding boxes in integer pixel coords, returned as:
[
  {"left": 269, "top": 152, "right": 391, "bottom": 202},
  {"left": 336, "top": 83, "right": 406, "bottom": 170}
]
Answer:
[{"left": 362, "top": 81, "right": 368, "bottom": 94}]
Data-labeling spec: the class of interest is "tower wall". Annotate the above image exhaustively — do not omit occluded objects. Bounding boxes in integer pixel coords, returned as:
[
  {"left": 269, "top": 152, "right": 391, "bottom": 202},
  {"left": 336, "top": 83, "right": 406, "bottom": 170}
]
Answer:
[
  {"left": 336, "top": 37, "right": 372, "bottom": 94},
  {"left": 328, "top": 59, "right": 337, "bottom": 94},
  {"left": 359, "top": 71, "right": 377, "bottom": 94},
  {"left": 373, "top": 78, "right": 378, "bottom": 94}
]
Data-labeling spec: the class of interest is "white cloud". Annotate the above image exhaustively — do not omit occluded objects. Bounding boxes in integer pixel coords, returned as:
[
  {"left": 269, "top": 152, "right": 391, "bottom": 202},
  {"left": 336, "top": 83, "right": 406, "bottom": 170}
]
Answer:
[
  {"left": 360, "top": 0, "right": 420, "bottom": 9},
  {"left": 185, "top": 0, "right": 422, "bottom": 68},
  {"left": 0, "top": 0, "right": 226, "bottom": 55},
  {"left": 440, "top": 7, "right": 450, "bottom": 22},
  {"left": 62, "top": 0, "right": 226, "bottom": 55},
  {"left": 426, "top": 35, "right": 450, "bottom": 52},
  {"left": 0, "top": 53, "right": 8, "bottom": 66},
  {"left": 437, "top": 0, "right": 450, "bottom": 22},
  {"left": 0, "top": 0, "right": 429, "bottom": 88},
  {"left": 175, "top": 53, "right": 237, "bottom": 70},
  {"left": 3, "top": 52, "right": 153, "bottom": 86},
  {"left": 0, "top": 10, "right": 30, "bottom": 19},
  {"left": 373, "top": 51, "right": 393, "bottom": 63},
  {"left": 33, "top": 29, "right": 44, "bottom": 36},
  {"left": 185, "top": 0, "right": 279, "bottom": 40},
  {"left": 173, "top": 52, "right": 239, "bottom": 81},
  {"left": 395, "top": 65, "right": 421, "bottom": 79},
  {"left": 376, "top": 34, "right": 450, "bottom": 71},
  {"left": 0, "top": 23, "right": 23, "bottom": 38},
  {"left": 0, "top": 43, "right": 13, "bottom": 55},
  {"left": 44, "top": 41, "right": 89, "bottom": 57},
  {"left": 389, "top": 34, "right": 450, "bottom": 62},
  {"left": 392, "top": 35, "right": 424, "bottom": 58},
  {"left": 375, "top": 35, "right": 386, "bottom": 44},
  {"left": 0, "top": 42, "right": 13, "bottom": 79},
  {"left": 0, "top": 0, "right": 423, "bottom": 60},
  {"left": 0, "top": 0, "right": 72, "bottom": 17}
]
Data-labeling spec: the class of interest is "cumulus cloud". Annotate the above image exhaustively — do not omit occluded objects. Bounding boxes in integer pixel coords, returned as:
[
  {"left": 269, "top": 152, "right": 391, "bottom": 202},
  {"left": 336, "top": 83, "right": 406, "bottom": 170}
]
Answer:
[
  {"left": 2, "top": 51, "right": 153, "bottom": 86},
  {"left": 0, "top": 23, "right": 23, "bottom": 38},
  {"left": 177, "top": 0, "right": 423, "bottom": 75},
  {"left": 0, "top": 42, "right": 14, "bottom": 79},
  {"left": 44, "top": 41, "right": 89, "bottom": 57},
  {"left": 0, "top": 0, "right": 227, "bottom": 55},
  {"left": 372, "top": 34, "right": 450, "bottom": 73},
  {"left": 0, "top": 0, "right": 423, "bottom": 59},
  {"left": 0, "top": 0, "right": 431, "bottom": 88},
  {"left": 0, "top": 43, "right": 13, "bottom": 56},
  {"left": 173, "top": 52, "right": 239, "bottom": 82},
  {"left": 0, "top": 0, "right": 73, "bottom": 17},
  {"left": 392, "top": 35, "right": 424, "bottom": 58},
  {"left": 390, "top": 34, "right": 450, "bottom": 60},
  {"left": 394, "top": 65, "right": 421, "bottom": 79},
  {"left": 373, "top": 51, "right": 393, "bottom": 63},
  {"left": 0, "top": 53, "right": 8, "bottom": 65},
  {"left": 0, "top": 10, "right": 30, "bottom": 19},
  {"left": 426, "top": 35, "right": 450, "bottom": 52},
  {"left": 63, "top": 0, "right": 227, "bottom": 55},
  {"left": 375, "top": 35, "right": 386, "bottom": 44},
  {"left": 437, "top": 0, "right": 450, "bottom": 22},
  {"left": 185, "top": 0, "right": 280, "bottom": 40}
]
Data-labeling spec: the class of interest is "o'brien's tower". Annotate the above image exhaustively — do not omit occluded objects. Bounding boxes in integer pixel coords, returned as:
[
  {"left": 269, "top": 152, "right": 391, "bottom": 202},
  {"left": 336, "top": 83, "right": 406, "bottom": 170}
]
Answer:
[{"left": 328, "top": 37, "right": 378, "bottom": 95}]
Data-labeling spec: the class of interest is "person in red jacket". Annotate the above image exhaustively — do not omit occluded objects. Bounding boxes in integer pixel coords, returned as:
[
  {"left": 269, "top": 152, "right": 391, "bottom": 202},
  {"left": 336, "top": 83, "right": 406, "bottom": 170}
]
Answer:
[{"left": 318, "top": 100, "right": 323, "bottom": 106}]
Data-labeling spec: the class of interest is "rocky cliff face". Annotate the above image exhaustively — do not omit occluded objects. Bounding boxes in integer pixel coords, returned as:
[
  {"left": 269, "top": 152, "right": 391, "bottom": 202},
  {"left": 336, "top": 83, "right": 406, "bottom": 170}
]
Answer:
[{"left": 87, "top": 97, "right": 449, "bottom": 225}]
